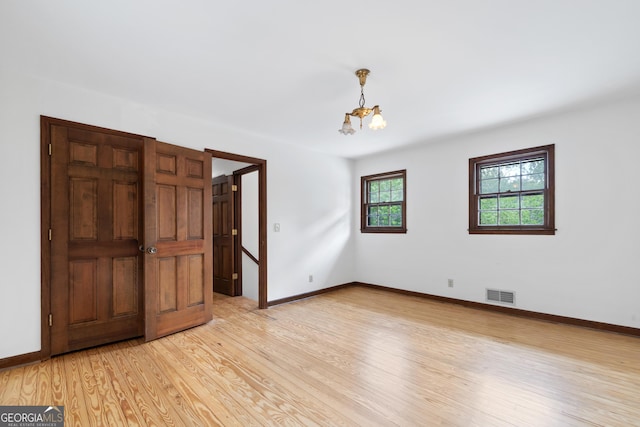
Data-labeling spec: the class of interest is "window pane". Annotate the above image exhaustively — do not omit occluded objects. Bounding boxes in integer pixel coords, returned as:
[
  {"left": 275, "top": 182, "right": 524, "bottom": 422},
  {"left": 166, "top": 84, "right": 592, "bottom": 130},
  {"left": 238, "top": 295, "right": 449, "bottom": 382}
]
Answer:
[
  {"left": 379, "top": 215, "right": 390, "bottom": 226},
  {"left": 369, "top": 182, "right": 379, "bottom": 192},
  {"left": 499, "top": 210, "right": 519, "bottom": 225},
  {"left": 521, "top": 159, "right": 544, "bottom": 174},
  {"left": 367, "top": 207, "right": 379, "bottom": 227},
  {"left": 521, "top": 209, "right": 544, "bottom": 225},
  {"left": 521, "top": 194, "right": 544, "bottom": 208},
  {"left": 391, "top": 178, "right": 403, "bottom": 190},
  {"left": 521, "top": 173, "right": 545, "bottom": 190},
  {"left": 369, "top": 192, "right": 379, "bottom": 203},
  {"left": 479, "top": 196, "right": 497, "bottom": 210},
  {"left": 390, "top": 206, "right": 402, "bottom": 225},
  {"left": 499, "top": 195, "right": 519, "bottom": 209},
  {"left": 500, "top": 163, "right": 520, "bottom": 177},
  {"left": 391, "top": 190, "right": 403, "bottom": 202},
  {"left": 378, "top": 205, "right": 390, "bottom": 215},
  {"left": 379, "top": 191, "right": 391, "bottom": 202},
  {"left": 480, "top": 166, "right": 499, "bottom": 179},
  {"left": 500, "top": 176, "right": 520, "bottom": 192},
  {"left": 480, "top": 211, "right": 497, "bottom": 225},
  {"left": 380, "top": 180, "right": 390, "bottom": 191},
  {"left": 480, "top": 178, "right": 499, "bottom": 194}
]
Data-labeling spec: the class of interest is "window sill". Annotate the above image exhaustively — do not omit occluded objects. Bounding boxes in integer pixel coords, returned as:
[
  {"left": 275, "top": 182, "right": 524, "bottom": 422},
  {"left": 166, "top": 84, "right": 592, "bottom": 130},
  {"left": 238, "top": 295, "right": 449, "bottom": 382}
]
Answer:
[
  {"left": 361, "top": 228, "right": 407, "bottom": 234},
  {"left": 468, "top": 227, "right": 556, "bottom": 235}
]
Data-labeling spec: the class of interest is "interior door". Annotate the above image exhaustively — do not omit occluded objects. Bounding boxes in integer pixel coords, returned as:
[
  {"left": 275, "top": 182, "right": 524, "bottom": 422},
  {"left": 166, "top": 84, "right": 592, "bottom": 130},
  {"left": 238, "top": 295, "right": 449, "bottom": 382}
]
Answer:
[
  {"left": 49, "top": 122, "right": 144, "bottom": 355},
  {"left": 212, "top": 175, "right": 235, "bottom": 296},
  {"left": 143, "top": 139, "right": 213, "bottom": 341}
]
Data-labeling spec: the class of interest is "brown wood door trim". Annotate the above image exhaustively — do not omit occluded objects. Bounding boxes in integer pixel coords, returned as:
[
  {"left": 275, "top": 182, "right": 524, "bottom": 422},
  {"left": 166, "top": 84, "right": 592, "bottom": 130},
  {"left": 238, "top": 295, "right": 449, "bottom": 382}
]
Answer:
[{"left": 206, "top": 149, "right": 267, "bottom": 309}]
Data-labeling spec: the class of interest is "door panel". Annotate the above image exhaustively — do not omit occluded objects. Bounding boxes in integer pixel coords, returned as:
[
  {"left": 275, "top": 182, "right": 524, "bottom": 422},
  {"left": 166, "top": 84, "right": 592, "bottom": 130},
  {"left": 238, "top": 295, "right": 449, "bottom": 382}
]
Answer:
[
  {"left": 144, "top": 139, "right": 212, "bottom": 341},
  {"left": 212, "top": 175, "right": 235, "bottom": 296},
  {"left": 50, "top": 124, "right": 144, "bottom": 355}
]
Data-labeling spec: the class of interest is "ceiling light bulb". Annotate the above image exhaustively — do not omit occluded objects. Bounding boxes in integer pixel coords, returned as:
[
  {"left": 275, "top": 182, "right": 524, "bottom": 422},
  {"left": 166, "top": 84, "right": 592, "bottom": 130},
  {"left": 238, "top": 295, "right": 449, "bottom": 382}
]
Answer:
[
  {"left": 338, "top": 114, "right": 356, "bottom": 135},
  {"left": 369, "top": 106, "right": 387, "bottom": 130}
]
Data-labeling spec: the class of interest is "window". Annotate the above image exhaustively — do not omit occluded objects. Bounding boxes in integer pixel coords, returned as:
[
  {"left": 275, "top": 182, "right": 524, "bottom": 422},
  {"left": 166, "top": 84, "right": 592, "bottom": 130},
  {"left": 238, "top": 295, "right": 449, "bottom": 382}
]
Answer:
[
  {"left": 469, "top": 145, "right": 555, "bottom": 235},
  {"left": 361, "top": 170, "right": 406, "bottom": 233}
]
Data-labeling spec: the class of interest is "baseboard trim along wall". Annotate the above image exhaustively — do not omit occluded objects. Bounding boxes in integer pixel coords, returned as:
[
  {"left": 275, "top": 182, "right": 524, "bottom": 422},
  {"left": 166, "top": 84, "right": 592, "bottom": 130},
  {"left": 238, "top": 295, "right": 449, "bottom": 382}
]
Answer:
[
  {"left": 355, "top": 282, "right": 640, "bottom": 337},
  {"left": 270, "top": 281, "right": 640, "bottom": 338},
  {"left": 267, "top": 283, "right": 355, "bottom": 307},
  {"left": 0, "top": 350, "right": 42, "bottom": 372},
  {"left": 3, "top": 281, "right": 637, "bottom": 370}
]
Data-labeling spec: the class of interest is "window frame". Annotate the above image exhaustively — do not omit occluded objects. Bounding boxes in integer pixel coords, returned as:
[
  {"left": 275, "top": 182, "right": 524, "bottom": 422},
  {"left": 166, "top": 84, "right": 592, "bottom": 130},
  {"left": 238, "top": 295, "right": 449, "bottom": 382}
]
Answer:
[
  {"left": 361, "top": 169, "right": 407, "bottom": 234},
  {"left": 469, "top": 145, "right": 555, "bottom": 235}
]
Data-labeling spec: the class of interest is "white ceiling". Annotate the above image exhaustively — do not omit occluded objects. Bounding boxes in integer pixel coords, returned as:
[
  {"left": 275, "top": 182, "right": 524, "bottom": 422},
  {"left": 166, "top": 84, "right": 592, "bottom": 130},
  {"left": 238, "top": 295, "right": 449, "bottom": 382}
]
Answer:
[{"left": 3, "top": 1, "right": 640, "bottom": 158}]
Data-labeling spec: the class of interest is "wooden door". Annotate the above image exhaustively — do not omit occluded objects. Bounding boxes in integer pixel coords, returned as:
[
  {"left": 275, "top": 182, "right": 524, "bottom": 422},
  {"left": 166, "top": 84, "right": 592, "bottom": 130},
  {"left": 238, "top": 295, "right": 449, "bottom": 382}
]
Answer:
[
  {"left": 143, "top": 139, "right": 213, "bottom": 341},
  {"left": 50, "top": 123, "right": 144, "bottom": 355},
  {"left": 212, "top": 175, "right": 235, "bottom": 296}
]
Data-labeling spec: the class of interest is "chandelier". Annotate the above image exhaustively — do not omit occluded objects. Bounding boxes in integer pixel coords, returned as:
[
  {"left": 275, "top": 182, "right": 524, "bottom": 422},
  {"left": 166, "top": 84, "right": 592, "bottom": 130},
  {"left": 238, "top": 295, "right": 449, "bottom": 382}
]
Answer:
[{"left": 338, "top": 68, "right": 387, "bottom": 135}]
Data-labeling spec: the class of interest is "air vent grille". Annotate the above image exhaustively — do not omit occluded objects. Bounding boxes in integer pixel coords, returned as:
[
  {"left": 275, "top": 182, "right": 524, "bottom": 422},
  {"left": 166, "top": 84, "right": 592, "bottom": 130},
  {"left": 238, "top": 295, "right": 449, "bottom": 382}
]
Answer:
[{"left": 486, "top": 289, "right": 515, "bottom": 305}]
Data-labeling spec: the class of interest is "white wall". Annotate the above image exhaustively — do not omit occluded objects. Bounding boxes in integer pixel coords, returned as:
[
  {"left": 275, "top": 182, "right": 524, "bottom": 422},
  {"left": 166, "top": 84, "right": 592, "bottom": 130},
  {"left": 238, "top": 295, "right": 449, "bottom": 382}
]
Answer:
[
  {"left": 354, "top": 94, "right": 640, "bottom": 329},
  {"left": 0, "top": 67, "right": 354, "bottom": 358}
]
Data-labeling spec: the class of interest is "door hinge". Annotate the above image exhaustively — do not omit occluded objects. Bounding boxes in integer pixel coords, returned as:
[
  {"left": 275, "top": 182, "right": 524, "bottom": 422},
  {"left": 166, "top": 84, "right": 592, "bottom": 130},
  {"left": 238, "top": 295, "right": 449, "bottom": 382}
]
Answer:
[
  {"left": 48, "top": 144, "right": 52, "bottom": 156},
  {"left": 232, "top": 273, "right": 238, "bottom": 280},
  {"left": 231, "top": 185, "right": 238, "bottom": 192},
  {"left": 48, "top": 313, "right": 52, "bottom": 327},
  {"left": 48, "top": 229, "right": 52, "bottom": 241},
  {"left": 232, "top": 229, "right": 238, "bottom": 236}
]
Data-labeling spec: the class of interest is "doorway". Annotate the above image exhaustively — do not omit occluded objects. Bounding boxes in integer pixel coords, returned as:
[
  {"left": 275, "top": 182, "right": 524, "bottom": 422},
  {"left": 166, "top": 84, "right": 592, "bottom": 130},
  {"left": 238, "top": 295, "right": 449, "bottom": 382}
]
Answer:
[
  {"left": 208, "top": 150, "right": 267, "bottom": 309},
  {"left": 41, "top": 116, "right": 219, "bottom": 357}
]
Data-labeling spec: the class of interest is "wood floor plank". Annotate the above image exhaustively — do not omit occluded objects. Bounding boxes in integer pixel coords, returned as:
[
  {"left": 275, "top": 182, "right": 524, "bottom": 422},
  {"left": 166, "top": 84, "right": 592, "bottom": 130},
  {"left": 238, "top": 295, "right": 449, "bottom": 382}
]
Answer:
[
  {"left": 148, "top": 334, "right": 240, "bottom": 426},
  {"left": 1, "top": 287, "right": 639, "bottom": 426},
  {"left": 0, "top": 365, "right": 14, "bottom": 403},
  {"left": 120, "top": 339, "right": 209, "bottom": 426},
  {"left": 110, "top": 339, "right": 189, "bottom": 427},
  {"left": 241, "top": 302, "right": 506, "bottom": 426},
  {"left": 189, "top": 325, "right": 362, "bottom": 426},
  {"left": 62, "top": 351, "right": 93, "bottom": 427},
  {"left": 50, "top": 354, "right": 66, "bottom": 406},
  {"left": 16, "top": 360, "right": 49, "bottom": 405},
  {"left": 95, "top": 344, "right": 148, "bottom": 427},
  {"left": 84, "top": 347, "right": 134, "bottom": 426},
  {"left": 0, "top": 366, "right": 23, "bottom": 406}
]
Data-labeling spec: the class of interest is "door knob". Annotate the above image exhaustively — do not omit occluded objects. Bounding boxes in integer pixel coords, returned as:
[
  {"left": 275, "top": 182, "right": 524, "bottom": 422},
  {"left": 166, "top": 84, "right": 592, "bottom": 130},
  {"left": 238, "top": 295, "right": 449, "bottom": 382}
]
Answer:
[
  {"left": 147, "top": 246, "right": 157, "bottom": 254},
  {"left": 138, "top": 244, "right": 145, "bottom": 253}
]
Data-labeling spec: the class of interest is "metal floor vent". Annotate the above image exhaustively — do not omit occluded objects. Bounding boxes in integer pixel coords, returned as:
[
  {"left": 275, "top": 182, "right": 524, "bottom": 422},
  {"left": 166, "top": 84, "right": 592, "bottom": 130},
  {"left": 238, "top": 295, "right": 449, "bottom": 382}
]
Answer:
[{"left": 486, "top": 289, "right": 515, "bottom": 305}]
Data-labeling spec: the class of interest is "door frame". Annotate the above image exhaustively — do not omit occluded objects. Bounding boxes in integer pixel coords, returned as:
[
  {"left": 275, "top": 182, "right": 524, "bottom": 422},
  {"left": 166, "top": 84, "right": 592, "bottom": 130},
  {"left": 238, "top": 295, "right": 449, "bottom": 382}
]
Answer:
[
  {"left": 233, "top": 164, "right": 260, "bottom": 297},
  {"left": 206, "top": 149, "right": 267, "bottom": 309}
]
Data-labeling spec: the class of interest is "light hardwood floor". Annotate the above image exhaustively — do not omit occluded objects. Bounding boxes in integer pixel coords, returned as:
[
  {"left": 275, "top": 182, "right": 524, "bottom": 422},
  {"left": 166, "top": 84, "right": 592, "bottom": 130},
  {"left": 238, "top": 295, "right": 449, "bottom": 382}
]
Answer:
[{"left": 2, "top": 286, "right": 639, "bottom": 426}]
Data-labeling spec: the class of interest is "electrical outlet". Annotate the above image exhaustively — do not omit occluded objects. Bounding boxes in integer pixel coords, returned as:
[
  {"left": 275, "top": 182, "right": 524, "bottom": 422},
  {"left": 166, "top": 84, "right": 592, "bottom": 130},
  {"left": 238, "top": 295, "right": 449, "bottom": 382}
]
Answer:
[
  {"left": 309, "top": 274, "right": 313, "bottom": 282},
  {"left": 274, "top": 223, "right": 280, "bottom": 232},
  {"left": 448, "top": 279, "right": 454, "bottom": 288}
]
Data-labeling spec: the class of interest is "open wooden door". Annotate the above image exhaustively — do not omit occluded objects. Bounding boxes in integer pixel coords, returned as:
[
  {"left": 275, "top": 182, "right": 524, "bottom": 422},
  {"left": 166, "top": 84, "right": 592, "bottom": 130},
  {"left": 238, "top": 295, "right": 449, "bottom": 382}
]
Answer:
[
  {"left": 143, "top": 139, "right": 213, "bottom": 341},
  {"left": 48, "top": 119, "right": 145, "bottom": 355}
]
